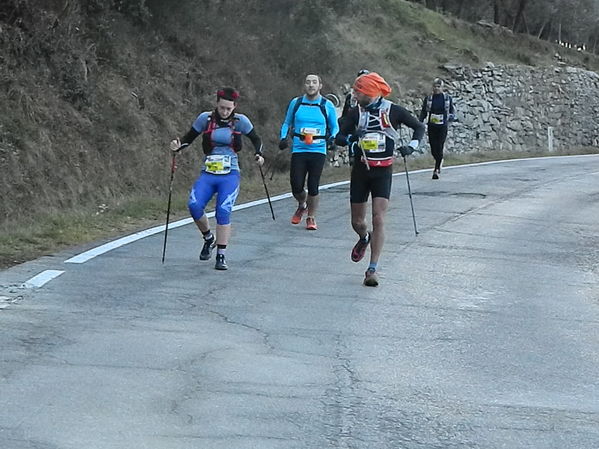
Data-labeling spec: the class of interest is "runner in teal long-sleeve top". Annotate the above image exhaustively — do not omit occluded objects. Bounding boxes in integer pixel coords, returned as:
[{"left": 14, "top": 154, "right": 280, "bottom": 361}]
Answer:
[{"left": 278, "top": 74, "right": 339, "bottom": 230}]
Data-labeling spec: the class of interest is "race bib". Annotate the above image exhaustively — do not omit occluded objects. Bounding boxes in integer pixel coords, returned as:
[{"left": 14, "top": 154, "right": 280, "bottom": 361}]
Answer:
[
  {"left": 360, "top": 133, "right": 385, "bottom": 153},
  {"left": 205, "top": 154, "right": 232, "bottom": 174},
  {"left": 301, "top": 127, "right": 320, "bottom": 136},
  {"left": 430, "top": 113, "right": 445, "bottom": 125}
]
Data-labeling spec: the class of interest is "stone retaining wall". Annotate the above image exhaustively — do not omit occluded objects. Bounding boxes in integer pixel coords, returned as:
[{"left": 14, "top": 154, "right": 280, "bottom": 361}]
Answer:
[{"left": 329, "top": 63, "right": 599, "bottom": 166}]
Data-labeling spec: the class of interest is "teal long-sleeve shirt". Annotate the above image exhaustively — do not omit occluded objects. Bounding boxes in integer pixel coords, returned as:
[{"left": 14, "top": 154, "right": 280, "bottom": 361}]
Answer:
[{"left": 279, "top": 95, "right": 339, "bottom": 154}]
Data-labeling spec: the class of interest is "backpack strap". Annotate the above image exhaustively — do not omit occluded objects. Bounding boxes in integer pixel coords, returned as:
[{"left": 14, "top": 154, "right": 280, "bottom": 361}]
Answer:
[
  {"left": 319, "top": 96, "right": 330, "bottom": 138},
  {"left": 426, "top": 95, "right": 433, "bottom": 120},
  {"left": 202, "top": 112, "right": 242, "bottom": 154},
  {"left": 358, "top": 99, "right": 400, "bottom": 143}
]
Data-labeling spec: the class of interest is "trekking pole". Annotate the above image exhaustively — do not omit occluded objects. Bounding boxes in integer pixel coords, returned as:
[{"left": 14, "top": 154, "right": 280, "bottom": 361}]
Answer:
[
  {"left": 402, "top": 155, "right": 419, "bottom": 236},
  {"left": 161, "top": 143, "right": 188, "bottom": 263},
  {"left": 258, "top": 164, "right": 276, "bottom": 221},
  {"left": 358, "top": 143, "right": 371, "bottom": 171}
]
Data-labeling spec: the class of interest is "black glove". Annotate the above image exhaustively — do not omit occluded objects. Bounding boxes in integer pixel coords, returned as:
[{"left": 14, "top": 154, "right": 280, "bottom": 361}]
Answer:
[
  {"left": 278, "top": 139, "right": 288, "bottom": 151},
  {"left": 347, "top": 129, "right": 365, "bottom": 144},
  {"left": 398, "top": 145, "right": 415, "bottom": 157}
]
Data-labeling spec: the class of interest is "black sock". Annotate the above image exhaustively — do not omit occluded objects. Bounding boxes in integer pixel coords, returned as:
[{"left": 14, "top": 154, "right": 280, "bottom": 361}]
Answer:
[
  {"left": 202, "top": 230, "right": 213, "bottom": 241},
  {"left": 217, "top": 244, "right": 226, "bottom": 256}
]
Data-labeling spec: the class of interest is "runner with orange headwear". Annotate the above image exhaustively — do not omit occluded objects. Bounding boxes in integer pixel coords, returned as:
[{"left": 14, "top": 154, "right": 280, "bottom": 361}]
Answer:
[{"left": 335, "top": 72, "right": 425, "bottom": 286}]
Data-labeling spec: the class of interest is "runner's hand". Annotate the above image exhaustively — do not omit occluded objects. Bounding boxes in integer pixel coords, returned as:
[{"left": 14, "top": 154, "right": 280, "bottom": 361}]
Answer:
[
  {"left": 278, "top": 139, "right": 288, "bottom": 150},
  {"left": 348, "top": 129, "right": 365, "bottom": 143},
  {"left": 255, "top": 154, "right": 264, "bottom": 166},
  {"left": 398, "top": 145, "right": 414, "bottom": 157},
  {"left": 170, "top": 138, "right": 181, "bottom": 152}
]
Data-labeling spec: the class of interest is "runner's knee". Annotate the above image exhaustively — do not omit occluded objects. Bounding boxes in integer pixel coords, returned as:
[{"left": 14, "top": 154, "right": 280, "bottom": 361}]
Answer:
[
  {"left": 215, "top": 207, "right": 232, "bottom": 225},
  {"left": 188, "top": 198, "right": 205, "bottom": 221},
  {"left": 307, "top": 185, "right": 319, "bottom": 196},
  {"left": 372, "top": 211, "right": 385, "bottom": 229}
]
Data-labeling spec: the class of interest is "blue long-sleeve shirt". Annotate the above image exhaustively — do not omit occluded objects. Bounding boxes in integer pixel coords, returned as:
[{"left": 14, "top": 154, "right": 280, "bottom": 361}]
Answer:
[{"left": 280, "top": 95, "right": 339, "bottom": 154}]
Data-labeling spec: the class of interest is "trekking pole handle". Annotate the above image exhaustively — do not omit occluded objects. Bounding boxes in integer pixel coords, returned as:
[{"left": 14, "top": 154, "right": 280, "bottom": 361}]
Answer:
[{"left": 173, "top": 142, "right": 189, "bottom": 153}]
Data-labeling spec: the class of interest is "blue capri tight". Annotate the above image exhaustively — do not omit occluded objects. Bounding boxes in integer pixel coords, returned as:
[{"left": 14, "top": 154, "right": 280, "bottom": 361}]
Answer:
[{"left": 188, "top": 171, "right": 240, "bottom": 225}]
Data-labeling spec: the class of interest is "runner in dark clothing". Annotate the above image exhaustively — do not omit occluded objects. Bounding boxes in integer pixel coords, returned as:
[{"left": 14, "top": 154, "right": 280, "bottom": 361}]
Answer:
[
  {"left": 419, "top": 78, "right": 456, "bottom": 179},
  {"left": 335, "top": 72, "right": 425, "bottom": 287}
]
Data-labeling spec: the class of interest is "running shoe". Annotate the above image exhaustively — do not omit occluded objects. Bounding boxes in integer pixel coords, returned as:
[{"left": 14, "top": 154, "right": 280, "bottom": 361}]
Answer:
[
  {"left": 432, "top": 169, "right": 440, "bottom": 180},
  {"left": 351, "top": 232, "right": 370, "bottom": 262},
  {"left": 215, "top": 254, "right": 228, "bottom": 270},
  {"left": 291, "top": 205, "right": 307, "bottom": 224},
  {"left": 199, "top": 236, "right": 215, "bottom": 260},
  {"left": 305, "top": 216, "right": 317, "bottom": 230},
  {"left": 363, "top": 268, "right": 379, "bottom": 287}
]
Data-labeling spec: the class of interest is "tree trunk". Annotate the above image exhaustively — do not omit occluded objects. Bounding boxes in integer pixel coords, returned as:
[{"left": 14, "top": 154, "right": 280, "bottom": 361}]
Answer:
[
  {"left": 493, "top": 0, "right": 501, "bottom": 24},
  {"left": 536, "top": 17, "right": 549, "bottom": 39},
  {"left": 455, "top": 0, "right": 466, "bottom": 18},
  {"left": 558, "top": 21, "right": 562, "bottom": 43},
  {"left": 520, "top": 11, "right": 530, "bottom": 34},
  {"left": 512, "top": 0, "right": 528, "bottom": 32}
]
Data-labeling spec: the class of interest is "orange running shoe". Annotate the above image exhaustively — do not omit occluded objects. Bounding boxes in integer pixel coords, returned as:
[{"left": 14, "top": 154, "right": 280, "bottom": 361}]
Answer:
[
  {"left": 305, "top": 216, "right": 317, "bottom": 230},
  {"left": 291, "top": 204, "right": 307, "bottom": 224}
]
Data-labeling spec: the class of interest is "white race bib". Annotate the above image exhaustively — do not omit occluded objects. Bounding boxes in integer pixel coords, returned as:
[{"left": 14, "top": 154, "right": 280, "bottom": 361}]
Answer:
[
  {"left": 430, "top": 113, "right": 445, "bottom": 125},
  {"left": 301, "top": 127, "right": 320, "bottom": 136},
  {"left": 205, "top": 154, "right": 232, "bottom": 174}
]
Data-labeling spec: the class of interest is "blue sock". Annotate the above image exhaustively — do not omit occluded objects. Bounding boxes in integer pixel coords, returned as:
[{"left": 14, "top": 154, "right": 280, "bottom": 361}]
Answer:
[{"left": 368, "top": 262, "right": 377, "bottom": 271}]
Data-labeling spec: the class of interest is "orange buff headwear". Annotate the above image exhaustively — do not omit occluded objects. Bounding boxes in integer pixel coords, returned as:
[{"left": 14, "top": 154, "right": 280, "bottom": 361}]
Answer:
[{"left": 353, "top": 72, "right": 392, "bottom": 98}]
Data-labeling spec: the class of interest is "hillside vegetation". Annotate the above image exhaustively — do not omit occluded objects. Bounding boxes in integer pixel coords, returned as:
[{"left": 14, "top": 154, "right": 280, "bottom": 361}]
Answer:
[{"left": 1, "top": 0, "right": 598, "bottom": 267}]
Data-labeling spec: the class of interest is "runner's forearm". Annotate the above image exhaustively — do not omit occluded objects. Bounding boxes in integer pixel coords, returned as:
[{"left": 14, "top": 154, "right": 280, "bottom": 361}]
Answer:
[
  {"left": 391, "top": 105, "right": 426, "bottom": 141},
  {"left": 335, "top": 108, "right": 359, "bottom": 145},
  {"left": 181, "top": 127, "right": 200, "bottom": 146},
  {"left": 246, "top": 128, "right": 263, "bottom": 155}
]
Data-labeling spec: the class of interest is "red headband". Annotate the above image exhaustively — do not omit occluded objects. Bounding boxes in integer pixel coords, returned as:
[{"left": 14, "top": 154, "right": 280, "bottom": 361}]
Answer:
[{"left": 217, "top": 89, "right": 239, "bottom": 100}]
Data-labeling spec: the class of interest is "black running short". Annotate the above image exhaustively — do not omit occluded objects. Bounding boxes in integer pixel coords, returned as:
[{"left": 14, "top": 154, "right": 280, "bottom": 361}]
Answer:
[
  {"left": 290, "top": 152, "right": 326, "bottom": 196},
  {"left": 350, "top": 162, "right": 393, "bottom": 203}
]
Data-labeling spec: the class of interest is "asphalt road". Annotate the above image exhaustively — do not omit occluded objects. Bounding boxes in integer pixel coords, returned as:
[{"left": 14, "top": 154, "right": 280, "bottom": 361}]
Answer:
[{"left": 1, "top": 155, "right": 599, "bottom": 449}]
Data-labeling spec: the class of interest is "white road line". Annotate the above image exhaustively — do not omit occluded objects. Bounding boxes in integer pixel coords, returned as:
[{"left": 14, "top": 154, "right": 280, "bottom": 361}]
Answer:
[
  {"left": 22, "top": 270, "right": 65, "bottom": 288},
  {"left": 63, "top": 154, "right": 599, "bottom": 264},
  {"left": 65, "top": 218, "right": 193, "bottom": 264}
]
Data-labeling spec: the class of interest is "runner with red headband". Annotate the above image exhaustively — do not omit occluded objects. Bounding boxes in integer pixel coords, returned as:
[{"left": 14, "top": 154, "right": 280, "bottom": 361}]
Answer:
[{"left": 170, "top": 87, "right": 264, "bottom": 270}]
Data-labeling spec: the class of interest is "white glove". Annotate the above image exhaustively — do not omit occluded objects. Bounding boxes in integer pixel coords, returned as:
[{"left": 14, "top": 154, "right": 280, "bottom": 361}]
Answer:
[{"left": 170, "top": 138, "right": 181, "bottom": 152}]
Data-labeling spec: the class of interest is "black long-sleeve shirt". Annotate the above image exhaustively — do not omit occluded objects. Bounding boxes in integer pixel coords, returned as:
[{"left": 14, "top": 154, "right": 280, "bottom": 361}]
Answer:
[{"left": 335, "top": 102, "right": 425, "bottom": 147}]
